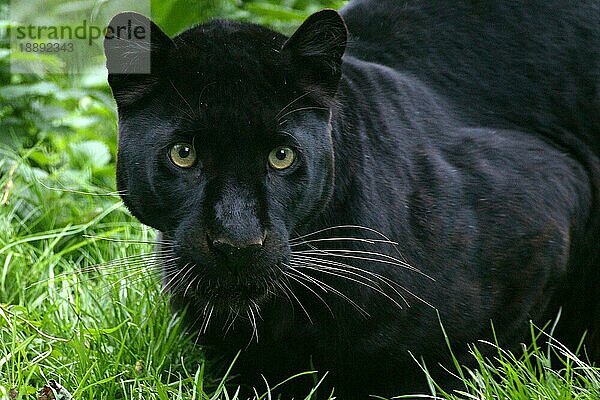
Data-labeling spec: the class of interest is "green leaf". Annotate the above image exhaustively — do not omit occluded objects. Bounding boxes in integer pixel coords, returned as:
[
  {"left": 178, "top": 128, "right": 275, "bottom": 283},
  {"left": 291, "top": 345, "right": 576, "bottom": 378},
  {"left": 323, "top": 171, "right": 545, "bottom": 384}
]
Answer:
[
  {"left": 0, "top": 82, "right": 60, "bottom": 99},
  {"left": 245, "top": 3, "right": 306, "bottom": 22},
  {"left": 69, "top": 140, "right": 111, "bottom": 169}
]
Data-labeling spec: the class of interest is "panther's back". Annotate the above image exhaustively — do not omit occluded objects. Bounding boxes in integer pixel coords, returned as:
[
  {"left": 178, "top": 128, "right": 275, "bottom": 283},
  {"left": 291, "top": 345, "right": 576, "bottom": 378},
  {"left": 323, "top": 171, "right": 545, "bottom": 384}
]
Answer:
[
  {"left": 341, "top": 0, "right": 600, "bottom": 152},
  {"left": 341, "top": 0, "right": 600, "bottom": 358}
]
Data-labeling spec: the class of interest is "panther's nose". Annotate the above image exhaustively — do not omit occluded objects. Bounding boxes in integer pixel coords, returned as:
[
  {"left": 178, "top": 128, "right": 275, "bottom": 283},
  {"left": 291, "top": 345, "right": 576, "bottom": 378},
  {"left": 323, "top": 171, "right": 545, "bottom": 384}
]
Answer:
[{"left": 207, "top": 232, "right": 264, "bottom": 266}]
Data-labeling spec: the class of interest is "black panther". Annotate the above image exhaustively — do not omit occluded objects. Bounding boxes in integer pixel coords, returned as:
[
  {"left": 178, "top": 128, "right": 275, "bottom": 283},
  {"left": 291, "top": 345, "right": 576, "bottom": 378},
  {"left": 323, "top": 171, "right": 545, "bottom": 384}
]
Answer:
[{"left": 104, "top": 1, "right": 599, "bottom": 398}]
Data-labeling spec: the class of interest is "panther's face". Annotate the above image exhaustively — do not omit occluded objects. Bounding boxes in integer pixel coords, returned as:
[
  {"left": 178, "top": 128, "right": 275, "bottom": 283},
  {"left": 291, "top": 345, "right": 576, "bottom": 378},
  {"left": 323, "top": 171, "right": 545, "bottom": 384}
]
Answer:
[{"left": 104, "top": 11, "right": 347, "bottom": 316}]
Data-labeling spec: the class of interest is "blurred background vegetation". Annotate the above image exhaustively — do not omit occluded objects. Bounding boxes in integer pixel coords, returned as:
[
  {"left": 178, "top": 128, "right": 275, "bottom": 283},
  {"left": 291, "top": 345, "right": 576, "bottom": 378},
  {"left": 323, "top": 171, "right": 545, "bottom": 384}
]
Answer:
[{"left": 0, "top": 0, "right": 346, "bottom": 235}]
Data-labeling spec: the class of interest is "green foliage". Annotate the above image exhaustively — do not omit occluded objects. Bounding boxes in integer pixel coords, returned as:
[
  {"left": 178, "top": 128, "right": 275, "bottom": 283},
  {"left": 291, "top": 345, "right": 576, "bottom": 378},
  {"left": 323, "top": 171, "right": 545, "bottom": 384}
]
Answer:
[
  {"left": 408, "top": 320, "right": 600, "bottom": 400},
  {"left": 153, "top": 0, "right": 347, "bottom": 35}
]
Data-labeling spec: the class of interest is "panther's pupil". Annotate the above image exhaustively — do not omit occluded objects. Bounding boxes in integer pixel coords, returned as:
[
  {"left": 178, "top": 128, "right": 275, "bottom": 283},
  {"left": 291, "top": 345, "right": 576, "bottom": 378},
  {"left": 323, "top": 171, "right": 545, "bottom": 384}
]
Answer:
[
  {"left": 276, "top": 149, "right": 287, "bottom": 160},
  {"left": 179, "top": 147, "right": 190, "bottom": 158}
]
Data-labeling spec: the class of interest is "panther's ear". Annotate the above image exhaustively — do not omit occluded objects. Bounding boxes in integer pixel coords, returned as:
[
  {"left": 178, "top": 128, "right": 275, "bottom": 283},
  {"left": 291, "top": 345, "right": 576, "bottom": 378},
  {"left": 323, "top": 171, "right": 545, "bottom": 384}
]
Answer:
[
  {"left": 104, "top": 12, "right": 173, "bottom": 106},
  {"left": 282, "top": 9, "right": 347, "bottom": 95}
]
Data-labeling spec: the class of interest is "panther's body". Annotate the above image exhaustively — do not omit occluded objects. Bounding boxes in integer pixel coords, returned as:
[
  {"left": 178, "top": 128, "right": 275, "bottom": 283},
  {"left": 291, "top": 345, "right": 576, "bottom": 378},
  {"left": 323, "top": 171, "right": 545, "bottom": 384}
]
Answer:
[{"left": 105, "top": 1, "right": 599, "bottom": 398}]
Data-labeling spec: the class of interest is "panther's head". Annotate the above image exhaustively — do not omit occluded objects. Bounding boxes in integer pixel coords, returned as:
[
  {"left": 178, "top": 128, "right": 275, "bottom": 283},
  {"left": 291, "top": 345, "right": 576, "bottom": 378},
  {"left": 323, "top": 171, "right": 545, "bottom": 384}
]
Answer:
[{"left": 104, "top": 10, "right": 347, "bottom": 316}]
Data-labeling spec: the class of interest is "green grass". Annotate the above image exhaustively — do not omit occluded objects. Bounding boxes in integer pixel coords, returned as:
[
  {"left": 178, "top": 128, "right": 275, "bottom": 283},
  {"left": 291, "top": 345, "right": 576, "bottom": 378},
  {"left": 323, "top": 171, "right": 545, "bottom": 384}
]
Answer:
[
  {"left": 410, "top": 321, "right": 600, "bottom": 400},
  {"left": 0, "top": 147, "right": 205, "bottom": 399},
  {"left": 1, "top": 146, "right": 598, "bottom": 399}
]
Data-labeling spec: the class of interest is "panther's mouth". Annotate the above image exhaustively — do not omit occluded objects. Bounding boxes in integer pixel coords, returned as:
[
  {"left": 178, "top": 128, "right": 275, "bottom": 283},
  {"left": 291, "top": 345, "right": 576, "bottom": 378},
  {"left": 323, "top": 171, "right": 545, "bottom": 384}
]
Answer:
[
  {"left": 163, "top": 260, "right": 282, "bottom": 312},
  {"left": 159, "top": 236, "right": 290, "bottom": 337},
  {"left": 196, "top": 279, "right": 274, "bottom": 309},
  {"left": 173, "top": 272, "right": 281, "bottom": 339}
]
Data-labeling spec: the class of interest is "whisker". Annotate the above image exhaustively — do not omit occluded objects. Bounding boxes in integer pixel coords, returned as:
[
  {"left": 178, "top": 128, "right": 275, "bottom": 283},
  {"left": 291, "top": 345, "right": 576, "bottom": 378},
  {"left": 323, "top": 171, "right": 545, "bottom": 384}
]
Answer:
[
  {"left": 27, "top": 254, "right": 175, "bottom": 288},
  {"left": 272, "top": 279, "right": 294, "bottom": 309},
  {"left": 293, "top": 254, "right": 435, "bottom": 309},
  {"left": 295, "top": 256, "right": 410, "bottom": 308},
  {"left": 161, "top": 262, "right": 191, "bottom": 294},
  {"left": 202, "top": 305, "right": 215, "bottom": 335},
  {"left": 168, "top": 78, "right": 197, "bottom": 121},
  {"left": 99, "top": 265, "right": 168, "bottom": 298},
  {"left": 290, "top": 237, "right": 398, "bottom": 247},
  {"left": 82, "top": 234, "right": 176, "bottom": 247},
  {"left": 191, "top": 302, "right": 210, "bottom": 336},
  {"left": 279, "top": 274, "right": 313, "bottom": 324},
  {"left": 36, "top": 182, "right": 125, "bottom": 198},
  {"left": 285, "top": 266, "right": 371, "bottom": 318},
  {"left": 250, "top": 299, "right": 262, "bottom": 321},
  {"left": 291, "top": 258, "right": 407, "bottom": 310},
  {"left": 293, "top": 248, "right": 432, "bottom": 279},
  {"left": 197, "top": 82, "right": 217, "bottom": 115},
  {"left": 292, "top": 253, "right": 400, "bottom": 292},
  {"left": 274, "top": 90, "right": 315, "bottom": 121},
  {"left": 191, "top": 302, "right": 215, "bottom": 338},
  {"left": 73, "top": 252, "right": 177, "bottom": 272},
  {"left": 290, "top": 224, "right": 398, "bottom": 244},
  {"left": 183, "top": 274, "right": 199, "bottom": 298},
  {"left": 104, "top": 271, "right": 160, "bottom": 293},
  {"left": 168, "top": 264, "right": 197, "bottom": 295},
  {"left": 224, "top": 307, "right": 240, "bottom": 336},
  {"left": 281, "top": 268, "right": 334, "bottom": 317},
  {"left": 77, "top": 251, "right": 177, "bottom": 271},
  {"left": 291, "top": 225, "right": 416, "bottom": 268},
  {"left": 292, "top": 255, "right": 378, "bottom": 284},
  {"left": 247, "top": 305, "right": 259, "bottom": 345},
  {"left": 277, "top": 106, "right": 328, "bottom": 123},
  {"left": 57, "top": 267, "right": 159, "bottom": 294}
]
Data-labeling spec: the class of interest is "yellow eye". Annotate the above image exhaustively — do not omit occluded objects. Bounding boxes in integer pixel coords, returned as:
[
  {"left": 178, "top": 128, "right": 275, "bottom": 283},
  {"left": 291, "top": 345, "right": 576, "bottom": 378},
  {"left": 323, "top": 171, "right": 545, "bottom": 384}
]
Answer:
[
  {"left": 169, "top": 143, "right": 197, "bottom": 168},
  {"left": 268, "top": 146, "right": 296, "bottom": 170}
]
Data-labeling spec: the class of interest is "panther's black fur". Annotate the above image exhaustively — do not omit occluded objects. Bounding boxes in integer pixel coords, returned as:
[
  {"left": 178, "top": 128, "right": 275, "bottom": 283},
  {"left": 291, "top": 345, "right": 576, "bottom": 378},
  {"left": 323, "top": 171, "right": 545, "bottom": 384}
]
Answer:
[{"left": 104, "top": 1, "right": 599, "bottom": 397}]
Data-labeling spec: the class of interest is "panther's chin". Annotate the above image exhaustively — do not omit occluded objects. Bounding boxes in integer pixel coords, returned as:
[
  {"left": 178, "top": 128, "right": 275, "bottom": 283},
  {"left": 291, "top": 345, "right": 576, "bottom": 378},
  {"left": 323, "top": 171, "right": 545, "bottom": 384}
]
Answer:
[
  {"left": 162, "top": 253, "right": 288, "bottom": 334},
  {"left": 176, "top": 279, "right": 276, "bottom": 340},
  {"left": 185, "top": 278, "right": 275, "bottom": 313}
]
